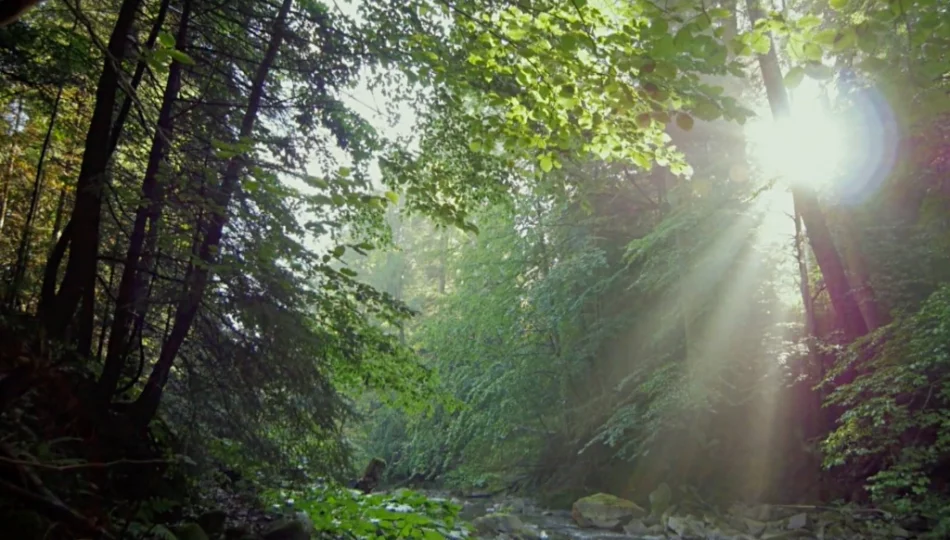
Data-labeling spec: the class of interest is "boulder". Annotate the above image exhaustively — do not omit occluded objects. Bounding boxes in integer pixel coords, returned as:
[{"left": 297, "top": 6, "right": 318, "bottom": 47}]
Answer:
[
  {"left": 667, "top": 514, "right": 706, "bottom": 537},
  {"left": 174, "top": 523, "right": 210, "bottom": 540},
  {"left": 471, "top": 513, "right": 543, "bottom": 539},
  {"left": 224, "top": 525, "right": 253, "bottom": 540},
  {"left": 623, "top": 518, "right": 665, "bottom": 536},
  {"left": 261, "top": 519, "right": 309, "bottom": 540},
  {"left": 571, "top": 492, "right": 646, "bottom": 529},
  {"left": 649, "top": 482, "right": 672, "bottom": 516},
  {"left": 197, "top": 510, "right": 228, "bottom": 536}
]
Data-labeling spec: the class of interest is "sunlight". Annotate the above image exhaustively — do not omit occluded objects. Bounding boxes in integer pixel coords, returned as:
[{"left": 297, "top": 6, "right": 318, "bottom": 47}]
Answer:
[{"left": 745, "top": 92, "right": 851, "bottom": 191}]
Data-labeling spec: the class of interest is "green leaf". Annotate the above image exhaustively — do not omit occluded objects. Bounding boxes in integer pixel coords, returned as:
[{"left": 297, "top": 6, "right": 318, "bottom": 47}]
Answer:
[
  {"left": 813, "top": 29, "right": 838, "bottom": 46},
  {"left": 468, "top": 140, "right": 482, "bottom": 152},
  {"left": 829, "top": 0, "right": 848, "bottom": 11},
  {"left": 803, "top": 43, "right": 823, "bottom": 62},
  {"left": 831, "top": 29, "right": 857, "bottom": 52},
  {"left": 332, "top": 246, "right": 345, "bottom": 258},
  {"left": 168, "top": 49, "right": 196, "bottom": 66},
  {"left": 783, "top": 66, "right": 806, "bottom": 88},
  {"left": 804, "top": 62, "right": 834, "bottom": 80},
  {"left": 339, "top": 267, "right": 358, "bottom": 277},
  {"left": 751, "top": 33, "right": 771, "bottom": 55},
  {"left": 539, "top": 154, "right": 554, "bottom": 173},
  {"left": 385, "top": 191, "right": 399, "bottom": 204}
]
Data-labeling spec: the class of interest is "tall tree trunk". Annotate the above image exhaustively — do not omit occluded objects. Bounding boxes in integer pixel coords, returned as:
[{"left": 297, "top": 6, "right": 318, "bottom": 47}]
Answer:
[
  {"left": 745, "top": 0, "right": 868, "bottom": 344},
  {"left": 41, "top": 0, "right": 145, "bottom": 347},
  {"left": 99, "top": 0, "right": 191, "bottom": 403},
  {"left": 0, "top": 99, "right": 24, "bottom": 236},
  {"left": 107, "top": 0, "right": 172, "bottom": 158},
  {"left": 838, "top": 210, "right": 888, "bottom": 331},
  {"left": 131, "top": 0, "right": 294, "bottom": 427},
  {"left": 8, "top": 85, "right": 64, "bottom": 308}
]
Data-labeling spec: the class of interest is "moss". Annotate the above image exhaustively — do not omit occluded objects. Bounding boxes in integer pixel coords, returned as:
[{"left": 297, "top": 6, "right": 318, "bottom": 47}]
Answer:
[{"left": 577, "top": 493, "right": 638, "bottom": 509}]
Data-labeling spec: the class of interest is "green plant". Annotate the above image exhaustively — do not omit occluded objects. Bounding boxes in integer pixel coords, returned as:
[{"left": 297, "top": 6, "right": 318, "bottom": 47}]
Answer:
[
  {"left": 263, "top": 484, "right": 470, "bottom": 539},
  {"left": 824, "top": 285, "right": 950, "bottom": 526}
]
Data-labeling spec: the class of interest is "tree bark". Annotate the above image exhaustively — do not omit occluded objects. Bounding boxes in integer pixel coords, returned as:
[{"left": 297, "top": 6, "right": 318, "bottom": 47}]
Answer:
[
  {"left": 745, "top": 0, "right": 869, "bottom": 344},
  {"left": 838, "top": 210, "right": 888, "bottom": 331},
  {"left": 8, "top": 85, "right": 64, "bottom": 307},
  {"left": 99, "top": 0, "right": 192, "bottom": 404},
  {"left": 41, "top": 0, "right": 145, "bottom": 346},
  {"left": 131, "top": 0, "right": 294, "bottom": 427}
]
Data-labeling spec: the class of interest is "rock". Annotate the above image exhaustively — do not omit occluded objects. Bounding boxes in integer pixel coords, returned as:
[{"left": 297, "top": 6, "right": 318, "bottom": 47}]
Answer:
[
  {"left": 623, "top": 518, "right": 651, "bottom": 535},
  {"left": 571, "top": 492, "right": 646, "bottom": 529},
  {"left": 890, "top": 524, "right": 912, "bottom": 538},
  {"left": 786, "top": 513, "right": 808, "bottom": 530},
  {"left": 261, "top": 519, "right": 309, "bottom": 540},
  {"left": 197, "top": 510, "right": 228, "bottom": 536},
  {"left": 224, "top": 525, "right": 252, "bottom": 540},
  {"left": 471, "top": 513, "right": 542, "bottom": 539},
  {"left": 175, "top": 523, "right": 210, "bottom": 540},
  {"left": 667, "top": 514, "right": 706, "bottom": 538},
  {"left": 649, "top": 482, "right": 673, "bottom": 516},
  {"left": 729, "top": 503, "right": 774, "bottom": 522},
  {"left": 743, "top": 517, "right": 767, "bottom": 536}
]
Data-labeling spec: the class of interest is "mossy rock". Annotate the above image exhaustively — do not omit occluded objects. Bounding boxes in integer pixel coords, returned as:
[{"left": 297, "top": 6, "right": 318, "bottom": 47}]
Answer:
[{"left": 571, "top": 493, "right": 646, "bottom": 530}]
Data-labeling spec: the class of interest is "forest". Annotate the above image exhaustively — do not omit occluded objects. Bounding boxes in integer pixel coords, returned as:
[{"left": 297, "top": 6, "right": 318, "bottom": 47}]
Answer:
[{"left": 0, "top": 0, "right": 948, "bottom": 538}]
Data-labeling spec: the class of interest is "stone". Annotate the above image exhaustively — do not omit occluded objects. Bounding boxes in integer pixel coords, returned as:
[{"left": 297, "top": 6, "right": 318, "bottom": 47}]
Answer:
[
  {"left": 744, "top": 517, "right": 767, "bottom": 535},
  {"left": 261, "top": 519, "right": 309, "bottom": 540},
  {"left": 649, "top": 482, "right": 673, "bottom": 516},
  {"left": 471, "top": 513, "right": 543, "bottom": 539},
  {"left": 890, "top": 524, "right": 912, "bottom": 538},
  {"left": 571, "top": 492, "right": 646, "bottom": 529},
  {"left": 786, "top": 513, "right": 808, "bottom": 530},
  {"left": 224, "top": 525, "right": 252, "bottom": 540},
  {"left": 175, "top": 523, "right": 210, "bottom": 540},
  {"left": 667, "top": 514, "right": 706, "bottom": 538},
  {"left": 623, "top": 518, "right": 651, "bottom": 535},
  {"left": 197, "top": 510, "right": 228, "bottom": 536}
]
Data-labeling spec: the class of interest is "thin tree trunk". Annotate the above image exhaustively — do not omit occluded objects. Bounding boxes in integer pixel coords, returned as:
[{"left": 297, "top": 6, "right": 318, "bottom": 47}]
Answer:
[
  {"left": 745, "top": 0, "right": 868, "bottom": 344},
  {"left": 131, "top": 0, "right": 294, "bottom": 427},
  {"left": 99, "top": 0, "right": 192, "bottom": 403},
  {"left": 47, "top": 185, "right": 67, "bottom": 259},
  {"left": 9, "top": 85, "right": 64, "bottom": 307},
  {"left": 41, "top": 0, "right": 145, "bottom": 347},
  {"left": 0, "top": 99, "right": 24, "bottom": 236}
]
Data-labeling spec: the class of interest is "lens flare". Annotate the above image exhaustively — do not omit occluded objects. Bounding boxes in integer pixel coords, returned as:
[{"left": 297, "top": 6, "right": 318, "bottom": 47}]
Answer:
[{"left": 745, "top": 102, "right": 851, "bottom": 191}]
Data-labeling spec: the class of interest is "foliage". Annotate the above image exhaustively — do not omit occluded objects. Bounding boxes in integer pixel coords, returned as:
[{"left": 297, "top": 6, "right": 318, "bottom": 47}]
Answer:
[
  {"left": 263, "top": 483, "right": 470, "bottom": 539},
  {"left": 824, "top": 285, "right": 950, "bottom": 525}
]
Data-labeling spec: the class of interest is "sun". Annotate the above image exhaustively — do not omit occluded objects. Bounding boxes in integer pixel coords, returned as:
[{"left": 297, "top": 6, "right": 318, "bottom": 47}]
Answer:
[{"left": 745, "top": 96, "right": 851, "bottom": 191}]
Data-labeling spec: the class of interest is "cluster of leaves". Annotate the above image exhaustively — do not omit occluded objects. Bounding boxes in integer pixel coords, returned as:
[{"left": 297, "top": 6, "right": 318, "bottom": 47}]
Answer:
[
  {"left": 263, "top": 484, "right": 469, "bottom": 539},
  {"left": 823, "top": 285, "right": 950, "bottom": 526}
]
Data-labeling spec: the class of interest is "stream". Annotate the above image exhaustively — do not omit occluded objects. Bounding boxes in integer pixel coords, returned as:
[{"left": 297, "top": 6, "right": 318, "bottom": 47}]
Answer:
[
  {"left": 443, "top": 493, "right": 666, "bottom": 540},
  {"left": 419, "top": 490, "right": 920, "bottom": 540}
]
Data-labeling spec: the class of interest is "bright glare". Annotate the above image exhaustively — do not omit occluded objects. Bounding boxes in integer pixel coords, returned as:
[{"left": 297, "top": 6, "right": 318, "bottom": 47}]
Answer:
[{"left": 745, "top": 98, "right": 851, "bottom": 191}]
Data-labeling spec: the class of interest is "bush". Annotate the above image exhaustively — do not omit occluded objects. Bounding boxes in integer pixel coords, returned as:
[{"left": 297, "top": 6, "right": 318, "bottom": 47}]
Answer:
[
  {"left": 263, "top": 483, "right": 470, "bottom": 539},
  {"left": 823, "top": 285, "right": 950, "bottom": 529}
]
